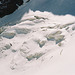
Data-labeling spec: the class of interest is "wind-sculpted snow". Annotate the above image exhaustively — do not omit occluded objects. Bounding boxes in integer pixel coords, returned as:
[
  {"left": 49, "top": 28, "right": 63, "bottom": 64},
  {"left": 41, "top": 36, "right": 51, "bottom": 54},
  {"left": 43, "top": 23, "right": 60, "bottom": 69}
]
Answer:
[{"left": 0, "top": 11, "right": 75, "bottom": 73}]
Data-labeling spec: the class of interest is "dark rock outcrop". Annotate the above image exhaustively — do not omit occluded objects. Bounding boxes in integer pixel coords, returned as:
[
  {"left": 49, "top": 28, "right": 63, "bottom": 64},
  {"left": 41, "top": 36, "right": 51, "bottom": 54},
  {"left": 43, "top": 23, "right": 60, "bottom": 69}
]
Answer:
[{"left": 0, "top": 0, "right": 23, "bottom": 18}]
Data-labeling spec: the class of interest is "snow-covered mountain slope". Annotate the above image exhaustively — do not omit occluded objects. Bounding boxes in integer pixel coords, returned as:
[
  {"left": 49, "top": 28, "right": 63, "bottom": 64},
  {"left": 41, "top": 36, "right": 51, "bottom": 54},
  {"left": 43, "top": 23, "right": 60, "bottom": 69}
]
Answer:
[
  {"left": 0, "top": 10, "right": 75, "bottom": 75},
  {"left": 24, "top": 0, "right": 75, "bottom": 15},
  {"left": 0, "top": 0, "right": 75, "bottom": 27},
  {"left": 0, "top": 0, "right": 28, "bottom": 26}
]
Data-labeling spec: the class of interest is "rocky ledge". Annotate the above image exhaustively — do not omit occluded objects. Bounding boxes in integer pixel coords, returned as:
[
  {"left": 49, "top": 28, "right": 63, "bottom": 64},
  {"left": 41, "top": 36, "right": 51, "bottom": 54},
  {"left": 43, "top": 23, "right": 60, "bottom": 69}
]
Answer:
[{"left": 0, "top": 0, "right": 23, "bottom": 18}]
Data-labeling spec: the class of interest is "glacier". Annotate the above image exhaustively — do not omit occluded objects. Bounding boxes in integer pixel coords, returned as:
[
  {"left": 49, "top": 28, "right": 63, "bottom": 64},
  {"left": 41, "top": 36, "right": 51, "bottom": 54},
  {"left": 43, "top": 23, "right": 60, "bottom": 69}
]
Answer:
[{"left": 0, "top": 0, "right": 75, "bottom": 75}]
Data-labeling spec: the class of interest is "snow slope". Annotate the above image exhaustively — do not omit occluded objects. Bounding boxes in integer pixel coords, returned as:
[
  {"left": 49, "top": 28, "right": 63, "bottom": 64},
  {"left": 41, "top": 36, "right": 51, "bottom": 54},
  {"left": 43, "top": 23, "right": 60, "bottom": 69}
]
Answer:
[
  {"left": 0, "top": 0, "right": 75, "bottom": 27},
  {"left": 24, "top": 0, "right": 75, "bottom": 15},
  {"left": 0, "top": 10, "right": 75, "bottom": 75},
  {"left": 0, "top": 0, "right": 75, "bottom": 75}
]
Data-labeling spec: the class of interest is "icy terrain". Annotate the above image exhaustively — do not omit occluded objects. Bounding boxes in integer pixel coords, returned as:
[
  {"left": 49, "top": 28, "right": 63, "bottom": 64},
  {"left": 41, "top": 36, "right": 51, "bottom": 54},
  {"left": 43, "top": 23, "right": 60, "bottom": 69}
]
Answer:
[
  {"left": 0, "top": 10, "right": 75, "bottom": 75},
  {"left": 0, "top": 0, "right": 75, "bottom": 75}
]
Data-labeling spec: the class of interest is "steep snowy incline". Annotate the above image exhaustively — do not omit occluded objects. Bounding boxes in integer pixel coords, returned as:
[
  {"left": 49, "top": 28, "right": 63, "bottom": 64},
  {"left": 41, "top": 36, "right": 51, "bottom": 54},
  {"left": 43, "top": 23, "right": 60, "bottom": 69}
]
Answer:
[
  {"left": 0, "top": 11, "right": 75, "bottom": 75},
  {"left": 24, "top": 0, "right": 75, "bottom": 15},
  {"left": 0, "top": 0, "right": 75, "bottom": 27},
  {"left": 0, "top": 0, "right": 29, "bottom": 26}
]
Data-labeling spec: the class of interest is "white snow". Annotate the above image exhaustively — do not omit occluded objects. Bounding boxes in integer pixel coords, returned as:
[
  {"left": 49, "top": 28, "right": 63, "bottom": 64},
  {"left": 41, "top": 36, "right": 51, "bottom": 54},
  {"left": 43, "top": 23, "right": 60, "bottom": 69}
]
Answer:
[{"left": 0, "top": 2, "right": 75, "bottom": 75}]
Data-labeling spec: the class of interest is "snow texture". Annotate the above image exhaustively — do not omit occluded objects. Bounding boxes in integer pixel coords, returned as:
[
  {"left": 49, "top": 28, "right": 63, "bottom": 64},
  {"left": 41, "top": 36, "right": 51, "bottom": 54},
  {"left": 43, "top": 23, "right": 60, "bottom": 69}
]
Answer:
[{"left": 0, "top": 0, "right": 75, "bottom": 75}]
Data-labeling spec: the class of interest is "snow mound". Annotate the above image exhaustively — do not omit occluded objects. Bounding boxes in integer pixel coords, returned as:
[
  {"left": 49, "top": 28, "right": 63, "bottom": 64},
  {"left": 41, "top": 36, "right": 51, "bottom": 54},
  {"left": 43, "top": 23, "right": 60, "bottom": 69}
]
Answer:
[{"left": 0, "top": 11, "right": 75, "bottom": 75}]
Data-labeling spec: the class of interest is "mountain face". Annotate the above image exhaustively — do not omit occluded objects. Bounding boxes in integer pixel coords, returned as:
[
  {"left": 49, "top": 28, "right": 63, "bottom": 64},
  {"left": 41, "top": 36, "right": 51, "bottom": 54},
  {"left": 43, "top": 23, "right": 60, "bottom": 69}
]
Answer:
[
  {"left": 0, "top": 0, "right": 75, "bottom": 18},
  {"left": 0, "top": 0, "right": 23, "bottom": 18},
  {"left": 25, "top": 0, "right": 75, "bottom": 15}
]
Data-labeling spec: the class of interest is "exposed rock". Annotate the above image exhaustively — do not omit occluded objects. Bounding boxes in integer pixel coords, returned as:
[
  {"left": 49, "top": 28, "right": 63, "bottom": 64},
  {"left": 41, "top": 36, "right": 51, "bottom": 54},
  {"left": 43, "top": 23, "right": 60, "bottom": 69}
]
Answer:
[
  {"left": 26, "top": 53, "right": 44, "bottom": 61},
  {"left": 0, "top": 0, "right": 23, "bottom": 18}
]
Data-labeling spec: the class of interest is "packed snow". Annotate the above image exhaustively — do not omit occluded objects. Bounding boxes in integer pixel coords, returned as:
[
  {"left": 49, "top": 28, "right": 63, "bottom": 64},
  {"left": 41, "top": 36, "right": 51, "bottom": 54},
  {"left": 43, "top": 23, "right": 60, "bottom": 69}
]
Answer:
[{"left": 0, "top": 10, "right": 75, "bottom": 75}]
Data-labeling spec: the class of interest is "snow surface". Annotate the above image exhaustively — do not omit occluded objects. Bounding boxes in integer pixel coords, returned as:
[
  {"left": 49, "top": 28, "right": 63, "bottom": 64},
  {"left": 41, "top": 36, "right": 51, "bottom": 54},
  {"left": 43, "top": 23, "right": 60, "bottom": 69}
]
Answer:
[
  {"left": 0, "top": 0, "right": 75, "bottom": 75},
  {"left": 0, "top": 10, "right": 75, "bottom": 75}
]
